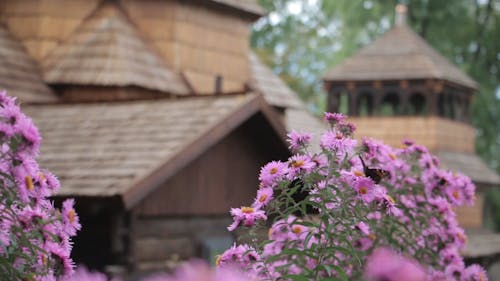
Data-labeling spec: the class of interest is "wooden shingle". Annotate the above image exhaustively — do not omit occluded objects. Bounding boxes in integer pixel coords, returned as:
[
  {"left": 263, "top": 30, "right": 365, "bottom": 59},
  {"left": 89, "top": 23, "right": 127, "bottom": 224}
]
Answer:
[
  {"left": 324, "top": 24, "right": 477, "bottom": 90},
  {"left": 42, "top": 3, "right": 189, "bottom": 95},
  {"left": 249, "top": 51, "right": 304, "bottom": 109},
  {"left": 0, "top": 25, "right": 57, "bottom": 103}
]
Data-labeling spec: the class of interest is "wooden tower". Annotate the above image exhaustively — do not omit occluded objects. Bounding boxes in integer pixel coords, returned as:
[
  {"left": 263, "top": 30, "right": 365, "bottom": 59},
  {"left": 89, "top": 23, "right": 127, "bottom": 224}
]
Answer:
[{"left": 323, "top": 5, "right": 499, "bottom": 227}]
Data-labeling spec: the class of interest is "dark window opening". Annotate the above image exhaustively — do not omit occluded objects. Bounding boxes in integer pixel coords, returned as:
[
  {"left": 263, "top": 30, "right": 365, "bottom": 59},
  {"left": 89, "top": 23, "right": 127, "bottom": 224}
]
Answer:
[
  {"left": 379, "top": 92, "right": 400, "bottom": 116},
  {"left": 408, "top": 93, "right": 427, "bottom": 116}
]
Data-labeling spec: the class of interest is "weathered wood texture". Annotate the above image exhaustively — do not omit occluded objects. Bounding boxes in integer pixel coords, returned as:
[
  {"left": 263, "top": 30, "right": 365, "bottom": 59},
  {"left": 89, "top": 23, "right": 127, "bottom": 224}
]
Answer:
[
  {"left": 131, "top": 216, "right": 231, "bottom": 271},
  {"left": 0, "top": 0, "right": 100, "bottom": 60},
  {"left": 350, "top": 116, "right": 475, "bottom": 153},
  {"left": 121, "top": 0, "right": 252, "bottom": 94},
  {"left": 134, "top": 113, "right": 289, "bottom": 216},
  {"left": 454, "top": 192, "right": 484, "bottom": 228},
  {"left": 0, "top": 25, "right": 57, "bottom": 103}
]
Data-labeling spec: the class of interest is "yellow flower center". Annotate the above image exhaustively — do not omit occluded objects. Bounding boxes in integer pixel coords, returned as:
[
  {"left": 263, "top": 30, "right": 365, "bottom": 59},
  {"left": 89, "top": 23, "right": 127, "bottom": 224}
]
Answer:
[
  {"left": 479, "top": 272, "right": 485, "bottom": 281},
  {"left": 268, "top": 228, "right": 273, "bottom": 239},
  {"left": 354, "top": 170, "right": 365, "bottom": 177},
  {"left": 389, "top": 153, "right": 397, "bottom": 160},
  {"left": 292, "top": 226, "right": 302, "bottom": 234},
  {"left": 291, "top": 160, "right": 304, "bottom": 168},
  {"left": 270, "top": 167, "right": 278, "bottom": 174},
  {"left": 25, "top": 175, "right": 34, "bottom": 191},
  {"left": 359, "top": 186, "right": 368, "bottom": 195},
  {"left": 68, "top": 209, "right": 76, "bottom": 224},
  {"left": 259, "top": 194, "right": 268, "bottom": 203},
  {"left": 215, "top": 255, "right": 222, "bottom": 266},
  {"left": 387, "top": 195, "right": 395, "bottom": 204},
  {"left": 368, "top": 233, "right": 376, "bottom": 241},
  {"left": 241, "top": 207, "right": 254, "bottom": 214},
  {"left": 452, "top": 190, "right": 460, "bottom": 200}
]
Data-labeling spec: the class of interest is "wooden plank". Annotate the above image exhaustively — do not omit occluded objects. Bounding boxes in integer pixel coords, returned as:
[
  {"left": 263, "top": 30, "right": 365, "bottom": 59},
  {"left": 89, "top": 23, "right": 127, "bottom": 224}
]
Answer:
[{"left": 134, "top": 237, "right": 195, "bottom": 261}]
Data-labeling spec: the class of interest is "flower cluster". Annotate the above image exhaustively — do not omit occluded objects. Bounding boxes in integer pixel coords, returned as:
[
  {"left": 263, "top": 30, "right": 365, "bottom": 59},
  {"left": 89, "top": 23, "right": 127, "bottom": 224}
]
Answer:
[
  {"left": 0, "top": 91, "right": 80, "bottom": 280},
  {"left": 220, "top": 112, "right": 487, "bottom": 280}
]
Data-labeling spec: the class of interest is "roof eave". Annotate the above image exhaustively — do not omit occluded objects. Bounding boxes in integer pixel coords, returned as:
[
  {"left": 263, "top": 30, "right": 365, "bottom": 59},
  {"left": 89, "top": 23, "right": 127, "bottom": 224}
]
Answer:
[{"left": 121, "top": 93, "right": 287, "bottom": 209}]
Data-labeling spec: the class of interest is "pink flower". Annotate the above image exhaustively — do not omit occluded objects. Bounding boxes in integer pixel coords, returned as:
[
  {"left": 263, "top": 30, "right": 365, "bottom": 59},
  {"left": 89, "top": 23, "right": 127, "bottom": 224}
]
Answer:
[
  {"left": 364, "top": 247, "right": 427, "bottom": 281},
  {"left": 62, "top": 199, "right": 81, "bottom": 236},
  {"left": 286, "top": 130, "right": 312, "bottom": 152},
  {"left": 227, "top": 207, "right": 267, "bottom": 231},
  {"left": 320, "top": 130, "right": 357, "bottom": 155},
  {"left": 252, "top": 187, "right": 273, "bottom": 209},
  {"left": 355, "top": 222, "right": 371, "bottom": 236},
  {"left": 353, "top": 177, "right": 377, "bottom": 203},
  {"left": 287, "top": 154, "right": 316, "bottom": 178},
  {"left": 464, "top": 264, "right": 488, "bottom": 281},
  {"left": 258, "top": 161, "right": 288, "bottom": 187},
  {"left": 324, "top": 112, "right": 345, "bottom": 124},
  {"left": 59, "top": 266, "right": 108, "bottom": 281}
]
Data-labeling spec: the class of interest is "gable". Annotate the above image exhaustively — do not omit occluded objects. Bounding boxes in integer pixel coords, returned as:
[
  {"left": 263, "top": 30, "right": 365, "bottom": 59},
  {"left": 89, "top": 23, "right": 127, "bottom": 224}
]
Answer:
[{"left": 134, "top": 112, "right": 289, "bottom": 215}]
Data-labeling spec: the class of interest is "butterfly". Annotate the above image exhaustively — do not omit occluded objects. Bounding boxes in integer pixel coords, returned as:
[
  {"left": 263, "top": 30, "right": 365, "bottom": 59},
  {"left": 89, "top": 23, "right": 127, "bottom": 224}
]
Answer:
[{"left": 358, "top": 156, "right": 390, "bottom": 184}]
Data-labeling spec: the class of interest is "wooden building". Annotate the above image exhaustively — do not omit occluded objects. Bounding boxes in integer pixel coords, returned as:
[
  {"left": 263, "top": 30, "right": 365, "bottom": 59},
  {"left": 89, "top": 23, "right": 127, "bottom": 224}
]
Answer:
[
  {"left": 0, "top": 0, "right": 326, "bottom": 276},
  {"left": 323, "top": 4, "right": 500, "bottom": 265}
]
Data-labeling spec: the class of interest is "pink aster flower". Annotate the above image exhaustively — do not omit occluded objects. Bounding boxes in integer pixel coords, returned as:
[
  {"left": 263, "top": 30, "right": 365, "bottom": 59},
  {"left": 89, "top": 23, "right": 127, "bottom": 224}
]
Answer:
[
  {"left": 353, "top": 177, "right": 377, "bottom": 203},
  {"left": 324, "top": 112, "right": 345, "bottom": 124},
  {"left": 320, "top": 130, "right": 357, "bottom": 155},
  {"left": 252, "top": 187, "right": 273, "bottom": 209},
  {"left": 364, "top": 247, "right": 427, "bottom": 281},
  {"left": 62, "top": 199, "right": 81, "bottom": 236},
  {"left": 258, "top": 161, "right": 288, "bottom": 187},
  {"left": 286, "top": 130, "right": 312, "bottom": 152},
  {"left": 355, "top": 222, "right": 371, "bottom": 236},
  {"left": 227, "top": 207, "right": 267, "bottom": 231},
  {"left": 59, "top": 266, "right": 108, "bottom": 281},
  {"left": 287, "top": 154, "right": 316, "bottom": 178},
  {"left": 444, "top": 262, "right": 465, "bottom": 280},
  {"left": 464, "top": 264, "right": 488, "bottom": 281}
]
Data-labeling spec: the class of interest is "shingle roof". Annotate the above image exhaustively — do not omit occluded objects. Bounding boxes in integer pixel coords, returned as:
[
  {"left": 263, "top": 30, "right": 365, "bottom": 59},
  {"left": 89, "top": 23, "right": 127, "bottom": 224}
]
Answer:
[
  {"left": 323, "top": 24, "right": 477, "bottom": 89},
  {"left": 42, "top": 3, "right": 189, "bottom": 95},
  {"left": 208, "top": 0, "right": 264, "bottom": 17},
  {"left": 25, "top": 94, "right": 286, "bottom": 207},
  {"left": 0, "top": 25, "right": 57, "bottom": 104},
  {"left": 436, "top": 151, "right": 500, "bottom": 186},
  {"left": 249, "top": 52, "right": 305, "bottom": 109}
]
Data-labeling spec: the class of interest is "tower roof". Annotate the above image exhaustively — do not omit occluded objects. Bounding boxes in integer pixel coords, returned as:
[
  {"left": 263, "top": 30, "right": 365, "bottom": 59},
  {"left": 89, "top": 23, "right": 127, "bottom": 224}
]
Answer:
[
  {"left": 0, "top": 25, "right": 57, "bottom": 103},
  {"left": 42, "top": 3, "right": 190, "bottom": 95},
  {"left": 323, "top": 23, "right": 477, "bottom": 90}
]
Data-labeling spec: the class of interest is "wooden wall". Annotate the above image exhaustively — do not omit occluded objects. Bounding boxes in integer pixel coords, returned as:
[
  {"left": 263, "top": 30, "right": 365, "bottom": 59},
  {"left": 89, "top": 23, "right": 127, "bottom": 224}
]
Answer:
[
  {"left": 0, "top": 0, "right": 100, "bottom": 60},
  {"left": 350, "top": 116, "right": 475, "bottom": 153},
  {"left": 455, "top": 192, "right": 484, "bottom": 228},
  {"left": 120, "top": 0, "right": 252, "bottom": 94},
  {"left": 134, "top": 113, "right": 289, "bottom": 216},
  {"left": 131, "top": 216, "right": 231, "bottom": 272}
]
